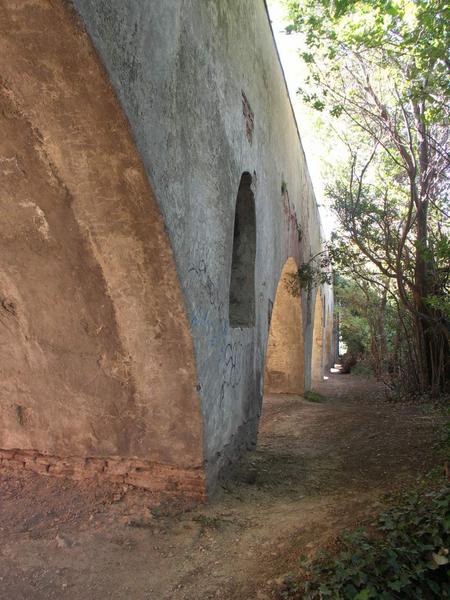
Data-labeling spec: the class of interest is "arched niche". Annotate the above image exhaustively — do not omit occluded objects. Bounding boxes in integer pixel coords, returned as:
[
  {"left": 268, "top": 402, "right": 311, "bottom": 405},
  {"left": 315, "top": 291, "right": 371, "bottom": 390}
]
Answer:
[
  {"left": 264, "top": 257, "right": 305, "bottom": 394},
  {"left": 311, "top": 290, "right": 324, "bottom": 382},
  {"left": 229, "top": 172, "right": 256, "bottom": 328}
]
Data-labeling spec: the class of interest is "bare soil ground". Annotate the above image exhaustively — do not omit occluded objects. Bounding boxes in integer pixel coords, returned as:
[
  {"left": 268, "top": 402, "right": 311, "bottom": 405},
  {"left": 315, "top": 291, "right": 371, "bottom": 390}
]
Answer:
[{"left": 0, "top": 374, "right": 446, "bottom": 600}]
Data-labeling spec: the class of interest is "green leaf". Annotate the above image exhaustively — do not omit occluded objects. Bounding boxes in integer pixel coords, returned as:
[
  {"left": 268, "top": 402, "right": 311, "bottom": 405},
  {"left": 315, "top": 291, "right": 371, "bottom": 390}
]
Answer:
[{"left": 431, "top": 552, "right": 449, "bottom": 566}]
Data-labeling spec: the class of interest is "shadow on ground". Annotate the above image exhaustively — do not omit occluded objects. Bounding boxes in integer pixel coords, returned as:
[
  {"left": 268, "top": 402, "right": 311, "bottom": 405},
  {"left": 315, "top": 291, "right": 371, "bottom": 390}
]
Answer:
[{"left": 0, "top": 374, "right": 445, "bottom": 600}]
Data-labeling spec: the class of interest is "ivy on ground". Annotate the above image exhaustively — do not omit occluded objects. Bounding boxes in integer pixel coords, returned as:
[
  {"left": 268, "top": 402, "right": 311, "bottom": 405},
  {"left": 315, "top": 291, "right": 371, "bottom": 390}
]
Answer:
[{"left": 276, "top": 483, "right": 450, "bottom": 599}]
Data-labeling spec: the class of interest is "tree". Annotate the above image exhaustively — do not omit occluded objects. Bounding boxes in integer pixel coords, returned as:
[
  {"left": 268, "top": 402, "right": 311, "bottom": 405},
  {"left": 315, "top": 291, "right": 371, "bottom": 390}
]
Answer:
[
  {"left": 334, "top": 274, "right": 382, "bottom": 374},
  {"left": 286, "top": 0, "right": 450, "bottom": 393}
]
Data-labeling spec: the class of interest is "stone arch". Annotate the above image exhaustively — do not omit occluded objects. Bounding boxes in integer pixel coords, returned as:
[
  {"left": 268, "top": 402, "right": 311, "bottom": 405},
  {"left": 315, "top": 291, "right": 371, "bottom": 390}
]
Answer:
[
  {"left": 324, "top": 308, "right": 333, "bottom": 371},
  {"left": 229, "top": 172, "right": 256, "bottom": 328},
  {"left": 311, "top": 290, "right": 324, "bottom": 383},
  {"left": 264, "top": 257, "right": 305, "bottom": 394},
  {"left": 0, "top": 2, "right": 203, "bottom": 495}
]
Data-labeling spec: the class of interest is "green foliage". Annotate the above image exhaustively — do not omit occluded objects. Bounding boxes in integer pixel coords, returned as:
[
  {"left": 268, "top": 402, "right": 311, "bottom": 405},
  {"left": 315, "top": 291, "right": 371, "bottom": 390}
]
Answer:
[
  {"left": 276, "top": 483, "right": 450, "bottom": 599},
  {"left": 286, "top": 0, "right": 449, "bottom": 117},
  {"left": 351, "top": 362, "right": 374, "bottom": 377},
  {"left": 285, "top": 252, "right": 333, "bottom": 297},
  {"left": 192, "top": 514, "right": 223, "bottom": 530},
  {"left": 334, "top": 274, "right": 376, "bottom": 360},
  {"left": 285, "top": 0, "right": 449, "bottom": 393},
  {"left": 296, "top": 261, "right": 329, "bottom": 288},
  {"left": 426, "top": 295, "right": 450, "bottom": 320},
  {"left": 304, "top": 390, "right": 327, "bottom": 403},
  {"left": 425, "top": 235, "right": 450, "bottom": 319},
  {"left": 435, "top": 407, "right": 450, "bottom": 461}
]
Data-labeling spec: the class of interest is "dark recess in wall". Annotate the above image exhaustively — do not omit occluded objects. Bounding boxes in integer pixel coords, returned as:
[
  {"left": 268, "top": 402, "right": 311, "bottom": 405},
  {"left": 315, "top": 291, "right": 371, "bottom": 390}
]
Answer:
[{"left": 229, "top": 172, "right": 256, "bottom": 328}]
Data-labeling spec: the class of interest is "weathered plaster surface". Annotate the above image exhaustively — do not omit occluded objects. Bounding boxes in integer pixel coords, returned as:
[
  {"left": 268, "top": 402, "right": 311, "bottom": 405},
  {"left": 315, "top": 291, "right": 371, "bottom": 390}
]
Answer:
[
  {"left": 0, "top": 1, "right": 203, "bottom": 493},
  {"left": 71, "top": 0, "right": 331, "bottom": 488},
  {"left": 311, "top": 290, "right": 325, "bottom": 382},
  {"left": 265, "top": 258, "right": 305, "bottom": 394},
  {"left": 0, "top": 0, "right": 334, "bottom": 495}
]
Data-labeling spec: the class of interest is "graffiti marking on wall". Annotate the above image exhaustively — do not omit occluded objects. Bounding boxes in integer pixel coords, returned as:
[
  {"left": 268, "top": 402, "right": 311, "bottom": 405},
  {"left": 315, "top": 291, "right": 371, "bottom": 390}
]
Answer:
[
  {"left": 219, "top": 341, "right": 243, "bottom": 408},
  {"left": 189, "top": 258, "right": 224, "bottom": 315}
]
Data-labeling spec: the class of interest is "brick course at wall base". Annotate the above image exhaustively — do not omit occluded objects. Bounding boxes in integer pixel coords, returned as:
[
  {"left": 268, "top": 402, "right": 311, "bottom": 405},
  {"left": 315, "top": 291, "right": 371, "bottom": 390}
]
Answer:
[{"left": 0, "top": 449, "right": 206, "bottom": 501}]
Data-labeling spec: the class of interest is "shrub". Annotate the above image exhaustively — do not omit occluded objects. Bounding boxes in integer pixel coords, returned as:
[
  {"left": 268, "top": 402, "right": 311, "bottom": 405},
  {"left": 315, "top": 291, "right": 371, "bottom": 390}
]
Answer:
[
  {"left": 276, "top": 484, "right": 450, "bottom": 599},
  {"left": 304, "top": 390, "right": 327, "bottom": 403}
]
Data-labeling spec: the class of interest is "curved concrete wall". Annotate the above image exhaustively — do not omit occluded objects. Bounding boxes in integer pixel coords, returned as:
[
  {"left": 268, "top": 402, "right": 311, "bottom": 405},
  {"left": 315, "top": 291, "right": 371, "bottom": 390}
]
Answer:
[
  {"left": 0, "top": 1, "right": 204, "bottom": 495},
  {"left": 311, "top": 291, "right": 324, "bottom": 382},
  {"left": 72, "top": 0, "right": 328, "bottom": 487},
  {"left": 0, "top": 0, "right": 334, "bottom": 496},
  {"left": 265, "top": 257, "right": 305, "bottom": 395}
]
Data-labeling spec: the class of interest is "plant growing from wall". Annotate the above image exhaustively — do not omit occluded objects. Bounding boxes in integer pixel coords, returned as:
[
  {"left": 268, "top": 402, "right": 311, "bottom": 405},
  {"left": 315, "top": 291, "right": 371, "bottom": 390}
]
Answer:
[{"left": 284, "top": 250, "right": 332, "bottom": 297}]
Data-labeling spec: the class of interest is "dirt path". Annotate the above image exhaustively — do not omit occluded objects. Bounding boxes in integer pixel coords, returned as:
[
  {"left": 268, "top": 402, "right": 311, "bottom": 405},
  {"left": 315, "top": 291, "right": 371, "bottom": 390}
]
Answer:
[{"left": 0, "top": 374, "right": 445, "bottom": 600}]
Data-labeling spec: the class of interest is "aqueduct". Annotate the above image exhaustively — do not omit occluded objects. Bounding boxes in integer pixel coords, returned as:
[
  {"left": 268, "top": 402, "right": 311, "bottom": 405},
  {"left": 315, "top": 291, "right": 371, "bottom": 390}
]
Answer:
[{"left": 0, "top": 0, "right": 334, "bottom": 499}]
